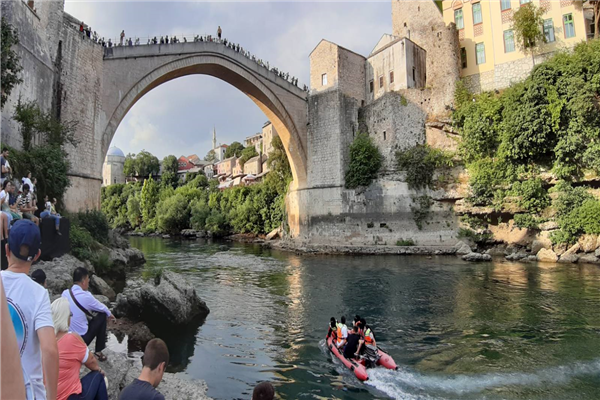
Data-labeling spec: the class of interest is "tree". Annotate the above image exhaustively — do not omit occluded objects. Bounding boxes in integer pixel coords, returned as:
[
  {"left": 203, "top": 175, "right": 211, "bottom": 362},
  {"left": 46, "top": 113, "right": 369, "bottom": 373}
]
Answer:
[
  {"left": 344, "top": 133, "right": 383, "bottom": 189},
  {"left": 239, "top": 146, "right": 259, "bottom": 169},
  {"left": 266, "top": 136, "right": 292, "bottom": 186},
  {"left": 161, "top": 155, "right": 179, "bottom": 188},
  {"left": 595, "top": 2, "right": 600, "bottom": 39},
  {"left": 204, "top": 149, "right": 216, "bottom": 162},
  {"left": 123, "top": 151, "right": 160, "bottom": 177},
  {"left": 512, "top": 2, "right": 546, "bottom": 66},
  {"left": 1, "top": 17, "right": 23, "bottom": 108},
  {"left": 140, "top": 177, "right": 159, "bottom": 229},
  {"left": 224, "top": 141, "right": 245, "bottom": 158}
]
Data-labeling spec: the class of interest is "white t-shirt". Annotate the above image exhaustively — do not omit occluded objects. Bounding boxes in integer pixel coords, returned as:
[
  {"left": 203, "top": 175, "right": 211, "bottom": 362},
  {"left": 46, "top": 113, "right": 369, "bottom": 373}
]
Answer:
[
  {"left": 2, "top": 271, "right": 54, "bottom": 400},
  {"left": 45, "top": 201, "right": 52, "bottom": 213},
  {"left": 0, "top": 189, "right": 7, "bottom": 203}
]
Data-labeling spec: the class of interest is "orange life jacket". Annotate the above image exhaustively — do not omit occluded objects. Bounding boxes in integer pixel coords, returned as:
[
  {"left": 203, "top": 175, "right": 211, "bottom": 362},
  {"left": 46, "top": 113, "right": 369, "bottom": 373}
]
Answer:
[
  {"left": 336, "top": 323, "right": 347, "bottom": 341},
  {"left": 364, "top": 328, "right": 375, "bottom": 345}
]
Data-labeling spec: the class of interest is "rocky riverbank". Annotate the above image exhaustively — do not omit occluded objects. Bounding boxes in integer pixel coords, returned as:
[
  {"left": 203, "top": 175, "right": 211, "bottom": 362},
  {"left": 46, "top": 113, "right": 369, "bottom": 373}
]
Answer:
[{"left": 35, "top": 231, "right": 212, "bottom": 399}]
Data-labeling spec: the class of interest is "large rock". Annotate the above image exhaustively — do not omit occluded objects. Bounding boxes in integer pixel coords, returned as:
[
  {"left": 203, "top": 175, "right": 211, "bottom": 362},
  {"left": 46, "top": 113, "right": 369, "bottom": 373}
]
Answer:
[
  {"left": 579, "top": 254, "right": 600, "bottom": 265},
  {"left": 554, "top": 243, "right": 568, "bottom": 256},
  {"left": 108, "top": 230, "right": 130, "bottom": 249},
  {"left": 114, "top": 271, "right": 209, "bottom": 326},
  {"left": 538, "top": 221, "right": 559, "bottom": 231},
  {"left": 531, "top": 237, "right": 553, "bottom": 255},
  {"left": 266, "top": 228, "right": 281, "bottom": 241},
  {"left": 537, "top": 248, "right": 558, "bottom": 262},
  {"left": 454, "top": 241, "right": 472, "bottom": 256},
  {"left": 462, "top": 252, "right": 492, "bottom": 262},
  {"left": 578, "top": 235, "right": 598, "bottom": 253},
  {"left": 90, "top": 275, "right": 117, "bottom": 301},
  {"left": 98, "top": 349, "right": 211, "bottom": 400},
  {"left": 486, "top": 244, "right": 507, "bottom": 256},
  {"left": 505, "top": 252, "right": 528, "bottom": 261},
  {"left": 564, "top": 243, "right": 580, "bottom": 256},
  {"left": 108, "top": 317, "right": 155, "bottom": 349},
  {"left": 558, "top": 253, "right": 579, "bottom": 263},
  {"left": 489, "top": 221, "right": 534, "bottom": 247},
  {"left": 34, "top": 254, "right": 93, "bottom": 296}
]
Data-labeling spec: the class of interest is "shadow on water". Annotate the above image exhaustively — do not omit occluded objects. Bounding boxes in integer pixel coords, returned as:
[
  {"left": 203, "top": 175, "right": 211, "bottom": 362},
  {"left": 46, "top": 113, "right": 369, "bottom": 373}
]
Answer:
[{"left": 128, "top": 237, "right": 600, "bottom": 400}]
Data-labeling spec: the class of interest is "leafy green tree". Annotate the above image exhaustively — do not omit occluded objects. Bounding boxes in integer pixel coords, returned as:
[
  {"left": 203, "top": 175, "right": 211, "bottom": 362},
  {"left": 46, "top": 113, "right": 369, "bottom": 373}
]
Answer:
[
  {"left": 344, "top": 132, "right": 383, "bottom": 189},
  {"left": 161, "top": 155, "right": 179, "bottom": 188},
  {"left": 156, "top": 194, "right": 190, "bottom": 234},
  {"left": 239, "top": 146, "right": 259, "bottom": 169},
  {"left": 266, "top": 136, "right": 292, "bottom": 193},
  {"left": 127, "top": 194, "right": 142, "bottom": 228},
  {"left": 140, "top": 177, "right": 159, "bottom": 229},
  {"left": 204, "top": 149, "right": 216, "bottom": 162},
  {"left": 396, "top": 144, "right": 454, "bottom": 190},
  {"left": 1, "top": 17, "right": 23, "bottom": 108},
  {"left": 511, "top": 2, "right": 546, "bottom": 65},
  {"left": 224, "top": 141, "right": 244, "bottom": 158},
  {"left": 124, "top": 153, "right": 135, "bottom": 177},
  {"left": 123, "top": 151, "right": 160, "bottom": 177}
]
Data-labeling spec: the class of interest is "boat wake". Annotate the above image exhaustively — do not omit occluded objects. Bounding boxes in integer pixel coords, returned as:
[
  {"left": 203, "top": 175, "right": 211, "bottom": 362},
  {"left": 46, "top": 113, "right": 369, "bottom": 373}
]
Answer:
[{"left": 365, "top": 358, "right": 600, "bottom": 400}]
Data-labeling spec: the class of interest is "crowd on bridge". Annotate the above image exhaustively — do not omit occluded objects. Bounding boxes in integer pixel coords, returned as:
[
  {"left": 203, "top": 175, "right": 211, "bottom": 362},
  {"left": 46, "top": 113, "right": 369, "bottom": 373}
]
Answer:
[{"left": 77, "top": 22, "right": 308, "bottom": 91}]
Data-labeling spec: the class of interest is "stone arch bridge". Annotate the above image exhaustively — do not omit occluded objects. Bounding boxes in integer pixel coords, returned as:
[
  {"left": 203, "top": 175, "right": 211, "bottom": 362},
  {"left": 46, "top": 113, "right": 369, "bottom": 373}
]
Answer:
[{"left": 99, "top": 41, "right": 309, "bottom": 189}]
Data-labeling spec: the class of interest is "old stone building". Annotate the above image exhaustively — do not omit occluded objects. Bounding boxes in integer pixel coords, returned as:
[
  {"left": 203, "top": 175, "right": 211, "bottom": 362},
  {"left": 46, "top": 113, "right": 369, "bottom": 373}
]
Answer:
[
  {"left": 102, "top": 146, "right": 125, "bottom": 186},
  {"left": 261, "top": 121, "right": 279, "bottom": 157},
  {"left": 441, "top": 0, "right": 590, "bottom": 92},
  {"left": 244, "top": 132, "right": 262, "bottom": 153}
]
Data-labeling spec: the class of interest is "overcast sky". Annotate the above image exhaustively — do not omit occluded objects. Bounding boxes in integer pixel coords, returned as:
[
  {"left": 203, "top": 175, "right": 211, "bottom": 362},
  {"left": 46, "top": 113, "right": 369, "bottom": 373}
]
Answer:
[{"left": 64, "top": 1, "right": 392, "bottom": 160}]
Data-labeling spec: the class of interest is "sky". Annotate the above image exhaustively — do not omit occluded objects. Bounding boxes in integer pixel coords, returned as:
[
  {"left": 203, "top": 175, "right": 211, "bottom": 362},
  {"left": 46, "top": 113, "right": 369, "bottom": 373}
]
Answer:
[{"left": 64, "top": 1, "right": 392, "bottom": 161}]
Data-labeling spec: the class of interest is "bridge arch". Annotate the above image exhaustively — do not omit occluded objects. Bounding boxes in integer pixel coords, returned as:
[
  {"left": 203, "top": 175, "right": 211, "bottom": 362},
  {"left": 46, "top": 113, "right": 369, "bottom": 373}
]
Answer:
[{"left": 100, "top": 43, "right": 308, "bottom": 189}]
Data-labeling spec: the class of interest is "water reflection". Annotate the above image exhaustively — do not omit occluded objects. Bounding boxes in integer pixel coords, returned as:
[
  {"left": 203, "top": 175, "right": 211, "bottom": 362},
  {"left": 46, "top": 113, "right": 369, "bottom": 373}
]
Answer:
[{"left": 130, "top": 237, "right": 600, "bottom": 400}]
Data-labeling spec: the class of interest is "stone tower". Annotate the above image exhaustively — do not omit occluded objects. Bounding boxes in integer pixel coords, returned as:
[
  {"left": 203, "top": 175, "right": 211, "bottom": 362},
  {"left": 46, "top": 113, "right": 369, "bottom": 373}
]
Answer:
[
  {"left": 212, "top": 126, "right": 217, "bottom": 150},
  {"left": 391, "top": 0, "right": 460, "bottom": 115}
]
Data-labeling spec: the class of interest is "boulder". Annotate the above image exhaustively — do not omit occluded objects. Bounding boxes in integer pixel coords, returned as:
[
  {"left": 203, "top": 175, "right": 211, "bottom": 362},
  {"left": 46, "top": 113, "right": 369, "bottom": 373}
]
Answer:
[
  {"left": 114, "top": 271, "right": 210, "bottom": 326},
  {"left": 454, "top": 241, "right": 472, "bottom": 256},
  {"left": 564, "top": 243, "right": 580, "bottom": 256},
  {"left": 554, "top": 243, "right": 568, "bottom": 256},
  {"left": 266, "top": 228, "right": 281, "bottom": 241},
  {"left": 108, "top": 317, "right": 155, "bottom": 348},
  {"left": 489, "top": 221, "right": 534, "bottom": 247},
  {"left": 505, "top": 252, "right": 528, "bottom": 261},
  {"left": 579, "top": 254, "right": 600, "bottom": 265},
  {"left": 181, "top": 229, "right": 199, "bottom": 239},
  {"left": 486, "top": 244, "right": 507, "bottom": 256},
  {"left": 596, "top": 248, "right": 600, "bottom": 257},
  {"left": 90, "top": 275, "right": 117, "bottom": 301},
  {"left": 34, "top": 254, "right": 92, "bottom": 296},
  {"left": 526, "top": 255, "right": 538, "bottom": 262},
  {"left": 108, "top": 230, "right": 130, "bottom": 249},
  {"left": 538, "top": 221, "right": 559, "bottom": 231},
  {"left": 462, "top": 252, "right": 492, "bottom": 262},
  {"left": 537, "top": 248, "right": 558, "bottom": 263},
  {"left": 558, "top": 253, "right": 579, "bottom": 264},
  {"left": 531, "top": 238, "right": 553, "bottom": 255},
  {"left": 578, "top": 235, "right": 598, "bottom": 253}
]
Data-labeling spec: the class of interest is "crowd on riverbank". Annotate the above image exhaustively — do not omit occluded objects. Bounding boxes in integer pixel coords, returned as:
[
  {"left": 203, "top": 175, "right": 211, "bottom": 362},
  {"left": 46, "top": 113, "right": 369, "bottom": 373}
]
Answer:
[{"left": 76, "top": 22, "right": 307, "bottom": 91}]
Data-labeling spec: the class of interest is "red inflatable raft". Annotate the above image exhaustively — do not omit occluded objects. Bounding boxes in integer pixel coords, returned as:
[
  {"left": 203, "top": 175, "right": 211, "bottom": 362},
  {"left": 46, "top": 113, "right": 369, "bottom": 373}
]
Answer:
[{"left": 326, "top": 335, "right": 398, "bottom": 381}]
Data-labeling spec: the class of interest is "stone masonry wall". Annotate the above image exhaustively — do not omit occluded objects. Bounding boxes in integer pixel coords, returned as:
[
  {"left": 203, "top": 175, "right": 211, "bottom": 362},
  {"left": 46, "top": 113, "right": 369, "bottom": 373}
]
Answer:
[
  {"left": 307, "top": 90, "right": 358, "bottom": 188},
  {"left": 392, "top": 0, "right": 460, "bottom": 118},
  {"left": 59, "top": 20, "right": 105, "bottom": 211},
  {"left": 0, "top": 0, "right": 64, "bottom": 149},
  {"left": 309, "top": 40, "right": 339, "bottom": 93},
  {"left": 359, "top": 92, "right": 426, "bottom": 172},
  {"left": 337, "top": 47, "right": 366, "bottom": 103}
]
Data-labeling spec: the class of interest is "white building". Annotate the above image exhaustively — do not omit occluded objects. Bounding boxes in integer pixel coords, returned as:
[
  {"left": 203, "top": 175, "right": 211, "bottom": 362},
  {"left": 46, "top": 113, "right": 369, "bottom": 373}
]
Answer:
[{"left": 102, "top": 146, "right": 126, "bottom": 186}]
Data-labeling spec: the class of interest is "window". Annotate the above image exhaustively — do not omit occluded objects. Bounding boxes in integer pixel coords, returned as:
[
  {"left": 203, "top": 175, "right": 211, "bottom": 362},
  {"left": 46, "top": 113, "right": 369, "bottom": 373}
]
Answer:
[
  {"left": 321, "top": 73, "right": 327, "bottom": 86},
  {"left": 520, "top": 0, "right": 531, "bottom": 4},
  {"left": 383, "top": 131, "right": 387, "bottom": 141},
  {"left": 369, "top": 80, "right": 374, "bottom": 93},
  {"left": 454, "top": 9, "right": 464, "bottom": 30},
  {"left": 113, "top": 178, "right": 116, "bottom": 184},
  {"left": 501, "top": 0, "right": 511, "bottom": 11},
  {"left": 379, "top": 75, "right": 384, "bottom": 89},
  {"left": 412, "top": 67, "right": 416, "bottom": 82},
  {"left": 389, "top": 70, "right": 394, "bottom": 84},
  {"left": 475, "top": 43, "right": 486, "bottom": 64},
  {"left": 472, "top": 3, "right": 482, "bottom": 25},
  {"left": 563, "top": 14, "right": 575, "bottom": 38},
  {"left": 544, "top": 19, "right": 555, "bottom": 42},
  {"left": 503, "top": 30, "right": 515, "bottom": 52},
  {"left": 460, "top": 47, "right": 467, "bottom": 68}
]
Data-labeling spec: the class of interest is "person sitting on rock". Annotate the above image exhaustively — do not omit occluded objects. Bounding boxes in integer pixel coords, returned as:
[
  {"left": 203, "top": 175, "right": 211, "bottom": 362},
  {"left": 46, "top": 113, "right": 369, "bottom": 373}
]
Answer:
[
  {"left": 252, "top": 382, "right": 275, "bottom": 400},
  {"left": 52, "top": 297, "right": 108, "bottom": 400},
  {"left": 119, "top": 338, "right": 169, "bottom": 400},
  {"left": 62, "top": 267, "right": 115, "bottom": 362}
]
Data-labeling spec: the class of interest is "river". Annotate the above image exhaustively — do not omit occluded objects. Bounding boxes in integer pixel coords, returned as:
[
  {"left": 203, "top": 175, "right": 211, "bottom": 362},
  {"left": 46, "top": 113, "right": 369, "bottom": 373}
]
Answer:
[{"left": 125, "top": 237, "right": 600, "bottom": 400}]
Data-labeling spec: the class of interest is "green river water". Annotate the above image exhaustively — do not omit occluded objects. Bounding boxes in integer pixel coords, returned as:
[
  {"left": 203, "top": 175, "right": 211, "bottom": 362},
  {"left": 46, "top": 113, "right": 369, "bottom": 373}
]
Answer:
[{"left": 126, "top": 237, "right": 600, "bottom": 400}]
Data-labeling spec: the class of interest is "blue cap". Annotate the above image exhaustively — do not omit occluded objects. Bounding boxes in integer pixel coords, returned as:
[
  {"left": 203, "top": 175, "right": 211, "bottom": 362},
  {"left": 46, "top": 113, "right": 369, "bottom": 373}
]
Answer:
[{"left": 8, "top": 220, "right": 41, "bottom": 262}]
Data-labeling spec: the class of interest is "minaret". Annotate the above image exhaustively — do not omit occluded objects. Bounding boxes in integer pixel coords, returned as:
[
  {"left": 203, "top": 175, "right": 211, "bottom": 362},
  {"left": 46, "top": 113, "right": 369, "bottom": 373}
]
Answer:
[{"left": 212, "top": 126, "right": 217, "bottom": 150}]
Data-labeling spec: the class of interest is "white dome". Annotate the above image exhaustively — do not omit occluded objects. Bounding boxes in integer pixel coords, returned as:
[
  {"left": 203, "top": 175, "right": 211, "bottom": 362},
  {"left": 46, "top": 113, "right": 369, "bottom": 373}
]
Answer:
[{"left": 107, "top": 146, "right": 125, "bottom": 158}]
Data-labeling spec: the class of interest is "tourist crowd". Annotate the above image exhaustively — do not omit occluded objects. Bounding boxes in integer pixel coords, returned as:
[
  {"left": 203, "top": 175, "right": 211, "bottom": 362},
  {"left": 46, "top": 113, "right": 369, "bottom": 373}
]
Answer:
[
  {"left": 1, "top": 148, "right": 64, "bottom": 244},
  {"left": 76, "top": 22, "right": 308, "bottom": 91},
  {"left": 1, "top": 219, "right": 277, "bottom": 400}
]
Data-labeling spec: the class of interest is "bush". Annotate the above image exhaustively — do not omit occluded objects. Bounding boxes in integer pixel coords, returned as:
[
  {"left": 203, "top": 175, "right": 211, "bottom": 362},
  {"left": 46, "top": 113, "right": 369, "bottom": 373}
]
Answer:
[
  {"left": 396, "top": 239, "right": 415, "bottom": 246},
  {"left": 70, "top": 210, "right": 109, "bottom": 244},
  {"left": 509, "top": 178, "right": 549, "bottom": 213},
  {"left": 396, "top": 144, "right": 454, "bottom": 190},
  {"left": 156, "top": 194, "right": 190, "bottom": 234},
  {"left": 513, "top": 214, "right": 539, "bottom": 229},
  {"left": 345, "top": 133, "right": 383, "bottom": 189},
  {"left": 411, "top": 195, "right": 432, "bottom": 230},
  {"left": 70, "top": 224, "right": 95, "bottom": 261},
  {"left": 467, "top": 158, "right": 513, "bottom": 205},
  {"left": 92, "top": 252, "right": 112, "bottom": 276},
  {"left": 552, "top": 198, "right": 600, "bottom": 245}
]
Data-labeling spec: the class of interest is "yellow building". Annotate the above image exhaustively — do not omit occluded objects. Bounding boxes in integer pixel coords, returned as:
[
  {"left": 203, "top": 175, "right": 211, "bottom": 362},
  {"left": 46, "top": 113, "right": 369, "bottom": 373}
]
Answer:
[{"left": 442, "top": 0, "right": 588, "bottom": 92}]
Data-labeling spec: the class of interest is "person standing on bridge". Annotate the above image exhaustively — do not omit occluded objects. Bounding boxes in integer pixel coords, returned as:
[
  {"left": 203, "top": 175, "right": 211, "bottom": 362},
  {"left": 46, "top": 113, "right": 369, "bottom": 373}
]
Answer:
[
  {"left": 120, "top": 30, "right": 125, "bottom": 46},
  {"left": 217, "top": 26, "right": 222, "bottom": 40}
]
